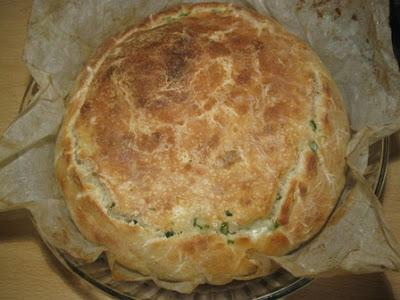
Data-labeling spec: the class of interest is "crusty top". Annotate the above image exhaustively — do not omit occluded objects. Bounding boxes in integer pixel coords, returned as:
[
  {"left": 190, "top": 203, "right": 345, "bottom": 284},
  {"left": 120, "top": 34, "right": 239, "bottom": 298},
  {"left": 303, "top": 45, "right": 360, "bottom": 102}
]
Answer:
[{"left": 55, "top": 3, "right": 349, "bottom": 293}]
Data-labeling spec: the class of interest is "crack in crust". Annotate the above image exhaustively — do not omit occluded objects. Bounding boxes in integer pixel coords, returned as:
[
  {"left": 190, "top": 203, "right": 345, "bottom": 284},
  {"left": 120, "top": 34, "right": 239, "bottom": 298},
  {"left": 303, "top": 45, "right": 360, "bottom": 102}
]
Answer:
[{"left": 55, "top": 3, "right": 349, "bottom": 292}]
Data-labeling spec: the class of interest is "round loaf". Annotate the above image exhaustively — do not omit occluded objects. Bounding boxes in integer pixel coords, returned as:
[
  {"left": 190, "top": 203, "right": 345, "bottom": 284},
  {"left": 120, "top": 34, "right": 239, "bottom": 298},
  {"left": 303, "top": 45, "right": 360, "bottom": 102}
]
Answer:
[{"left": 55, "top": 3, "right": 349, "bottom": 293}]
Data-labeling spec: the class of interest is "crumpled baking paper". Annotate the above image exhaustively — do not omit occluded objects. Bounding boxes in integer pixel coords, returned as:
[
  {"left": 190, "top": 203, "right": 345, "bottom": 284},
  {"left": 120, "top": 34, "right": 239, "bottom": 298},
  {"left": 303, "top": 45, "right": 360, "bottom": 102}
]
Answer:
[{"left": 1, "top": 0, "right": 400, "bottom": 289}]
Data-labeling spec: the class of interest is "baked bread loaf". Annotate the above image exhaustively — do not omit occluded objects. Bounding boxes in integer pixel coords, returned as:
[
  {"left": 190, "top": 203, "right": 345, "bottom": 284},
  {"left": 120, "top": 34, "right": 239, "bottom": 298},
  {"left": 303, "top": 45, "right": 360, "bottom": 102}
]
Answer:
[{"left": 55, "top": 2, "right": 349, "bottom": 293}]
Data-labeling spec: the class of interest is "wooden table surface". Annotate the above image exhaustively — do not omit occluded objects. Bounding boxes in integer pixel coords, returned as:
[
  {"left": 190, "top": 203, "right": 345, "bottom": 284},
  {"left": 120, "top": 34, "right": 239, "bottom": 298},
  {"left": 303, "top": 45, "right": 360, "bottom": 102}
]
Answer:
[{"left": 1, "top": 1, "right": 400, "bottom": 299}]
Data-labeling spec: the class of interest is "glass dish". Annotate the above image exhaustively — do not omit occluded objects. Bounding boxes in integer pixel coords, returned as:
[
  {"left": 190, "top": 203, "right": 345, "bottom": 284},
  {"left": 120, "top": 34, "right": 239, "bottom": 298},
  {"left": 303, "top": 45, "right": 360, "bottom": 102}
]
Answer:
[{"left": 21, "top": 79, "right": 390, "bottom": 299}]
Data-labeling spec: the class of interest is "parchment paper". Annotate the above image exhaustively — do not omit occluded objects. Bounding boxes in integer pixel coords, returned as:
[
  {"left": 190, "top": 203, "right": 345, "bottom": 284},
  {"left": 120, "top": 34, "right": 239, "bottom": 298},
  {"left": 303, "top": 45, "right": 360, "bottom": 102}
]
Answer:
[{"left": 1, "top": 0, "right": 400, "bottom": 287}]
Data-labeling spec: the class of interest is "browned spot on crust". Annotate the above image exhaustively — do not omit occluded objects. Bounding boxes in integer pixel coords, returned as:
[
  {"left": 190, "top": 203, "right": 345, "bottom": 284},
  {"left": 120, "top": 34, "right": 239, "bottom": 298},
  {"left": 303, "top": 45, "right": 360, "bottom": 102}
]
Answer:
[
  {"left": 103, "top": 65, "right": 117, "bottom": 81},
  {"left": 262, "top": 232, "right": 290, "bottom": 256},
  {"left": 278, "top": 180, "right": 296, "bottom": 225},
  {"left": 63, "top": 151, "right": 71, "bottom": 165},
  {"left": 136, "top": 97, "right": 148, "bottom": 108},
  {"left": 80, "top": 102, "right": 91, "bottom": 115},
  {"left": 299, "top": 181, "right": 308, "bottom": 197},
  {"left": 182, "top": 236, "right": 210, "bottom": 254},
  {"left": 137, "top": 132, "right": 161, "bottom": 152},
  {"left": 166, "top": 52, "right": 187, "bottom": 81},
  {"left": 305, "top": 153, "right": 318, "bottom": 178},
  {"left": 183, "top": 163, "right": 192, "bottom": 172},
  {"left": 264, "top": 102, "right": 292, "bottom": 122},
  {"left": 234, "top": 102, "right": 249, "bottom": 115},
  {"left": 207, "top": 133, "right": 220, "bottom": 149},
  {"left": 252, "top": 40, "right": 264, "bottom": 51},
  {"left": 219, "top": 150, "right": 241, "bottom": 168},
  {"left": 235, "top": 236, "right": 252, "bottom": 248},
  {"left": 166, "top": 35, "right": 197, "bottom": 81},
  {"left": 208, "top": 41, "right": 231, "bottom": 57},
  {"left": 240, "top": 198, "right": 252, "bottom": 206},
  {"left": 322, "top": 78, "right": 332, "bottom": 100},
  {"left": 229, "top": 35, "right": 262, "bottom": 55},
  {"left": 204, "top": 98, "right": 216, "bottom": 111},
  {"left": 235, "top": 69, "right": 252, "bottom": 85},
  {"left": 71, "top": 169, "right": 83, "bottom": 189},
  {"left": 322, "top": 113, "right": 332, "bottom": 133}
]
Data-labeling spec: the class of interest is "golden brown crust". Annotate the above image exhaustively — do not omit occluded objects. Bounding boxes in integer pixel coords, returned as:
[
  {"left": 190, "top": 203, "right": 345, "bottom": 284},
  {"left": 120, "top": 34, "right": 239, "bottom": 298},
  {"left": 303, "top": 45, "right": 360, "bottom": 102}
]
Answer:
[{"left": 55, "top": 3, "right": 349, "bottom": 292}]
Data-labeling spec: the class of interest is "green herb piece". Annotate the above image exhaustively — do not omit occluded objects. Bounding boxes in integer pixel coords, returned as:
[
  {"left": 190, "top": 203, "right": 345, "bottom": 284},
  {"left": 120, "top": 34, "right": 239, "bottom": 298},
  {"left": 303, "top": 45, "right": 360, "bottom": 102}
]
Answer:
[
  {"left": 276, "top": 193, "right": 282, "bottom": 201},
  {"left": 193, "top": 218, "right": 210, "bottom": 230},
  {"left": 220, "top": 222, "right": 230, "bottom": 235},
  {"left": 309, "top": 120, "right": 317, "bottom": 131},
  {"left": 225, "top": 210, "right": 233, "bottom": 217},
  {"left": 309, "top": 141, "right": 318, "bottom": 153},
  {"left": 211, "top": 9, "right": 221, "bottom": 13},
  {"left": 227, "top": 239, "right": 235, "bottom": 245},
  {"left": 179, "top": 11, "right": 190, "bottom": 17},
  {"left": 165, "top": 230, "right": 175, "bottom": 238},
  {"left": 273, "top": 221, "right": 280, "bottom": 229},
  {"left": 193, "top": 218, "right": 203, "bottom": 229}
]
